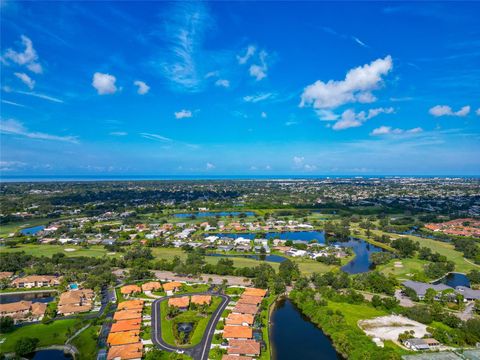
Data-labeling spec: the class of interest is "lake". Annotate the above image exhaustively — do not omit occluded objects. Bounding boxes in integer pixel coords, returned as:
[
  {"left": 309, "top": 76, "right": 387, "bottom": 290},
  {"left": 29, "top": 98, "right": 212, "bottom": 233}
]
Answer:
[
  {"left": 174, "top": 211, "right": 256, "bottom": 218},
  {"left": 207, "top": 231, "right": 385, "bottom": 274},
  {"left": 433, "top": 272, "right": 471, "bottom": 288},
  {"left": 0, "top": 291, "right": 55, "bottom": 304},
  {"left": 20, "top": 225, "right": 45, "bottom": 235},
  {"left": 206, "top": 253, "right": 287, "bottom": 263},
  {"left": 271, "top": 298, "right": 340, "bottom": 360},
  {"left": 29, "top": 350, "right": 72, "bottom": 360}
]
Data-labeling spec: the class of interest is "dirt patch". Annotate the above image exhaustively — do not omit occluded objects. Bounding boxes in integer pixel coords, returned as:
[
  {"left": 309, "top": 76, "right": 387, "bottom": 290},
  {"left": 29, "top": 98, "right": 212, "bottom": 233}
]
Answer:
[{"left": 358, "top": 315, "right": 427, "bottom": 342}]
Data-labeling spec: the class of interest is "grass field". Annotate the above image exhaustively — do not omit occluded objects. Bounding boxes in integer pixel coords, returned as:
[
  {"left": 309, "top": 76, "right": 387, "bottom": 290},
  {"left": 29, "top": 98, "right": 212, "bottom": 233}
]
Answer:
[
  {"left": 378, "top": 257, "right": 429, "bottom": 281},
  {"left": 71, "top": 325, "right": 101, "bottom": 360},
  {"left": 327, "top": 300, "right": 387, "bottom": 327},
  {"left": 0, "top": 218, "right": 53, "bottom": 237},
  {"left": 0, "top": 244, "right": 114, "bottom": 258},
  {"left": 0, "top": 319, "right": 81, "bottom": 354}
]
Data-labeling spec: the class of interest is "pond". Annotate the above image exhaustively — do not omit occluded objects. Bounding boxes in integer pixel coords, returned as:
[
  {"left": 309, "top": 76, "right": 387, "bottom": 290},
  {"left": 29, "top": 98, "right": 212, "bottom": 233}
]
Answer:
[
  {"left": 271, "top": 298, "right": 340, "bottom": 360},
  {"left": 206, "top": 253, "right": 287, "bottom": 263},
  {"left": 20, "top": 225, "right": 45, "bottom": 235},
  {"left": 433, "top": 272, "right": 470, "bottom": 288},
  {"left": 28, "top": 350, "right": 72, "bottom": 360},
  {"left": 174, "top": 211, "right": 256, "bottom": 218},
  {"left": 207, "top": 231, "right": 385, "bottom": 274},
  {"left": 0, "top": 291, "right": 55, "bottom": 304}
]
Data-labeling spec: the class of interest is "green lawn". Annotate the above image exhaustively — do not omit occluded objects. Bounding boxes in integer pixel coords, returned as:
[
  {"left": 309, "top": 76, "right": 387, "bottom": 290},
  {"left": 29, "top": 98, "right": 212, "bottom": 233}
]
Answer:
[
  {"left": 71, "top": 325, "right": 100, "bottom": 360},
  {"left": 159, "top": 296, "right": 222, "bottom": 348},
  {"left": 355, "top": 227, "right": 480, "bottom": 274},
  {"left": 327, "top": 300, "right": 387, "bottom": 327},
  {"left": 0, "top": 319, "right": 82, "bottom": 354},
  {"left": 0, "top": 244, "right": 114, "bottom": 258},
  {"left": 259, "top": 294, "right": 277, "bottom": 360},
  {"left": 378, "top": 257, "right": 429, "bottom": 281}
]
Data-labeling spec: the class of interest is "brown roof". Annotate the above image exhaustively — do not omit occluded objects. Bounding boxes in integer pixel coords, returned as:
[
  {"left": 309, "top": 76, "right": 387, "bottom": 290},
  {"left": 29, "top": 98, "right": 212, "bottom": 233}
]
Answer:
[
  {"left": 223, "top": 326, "right": 253, "bottom": 339},
  {"left": 162, "top": 281, "right": 182, "bottom": 291},
  {"left": 58, "top": 289, "right": 94, "bottom": 306},
  {"left": 117, "top": 300, "right": 144, "bottom": 311},
  {"left": 222, "top": 356, "right": 252, "bottom": 360},
  {"left": 120, "top": 285, "right": 142, "bottom": 295},
  {"left": 141, "top": 281, "right": 162, "bottom": 292},
  {"left": 30, "top": 302, "right": 47, "bottom": 316},
  {"left": 107, "top": 330, "right": 140, "bottom": 346},
  {"left": 237, "top": 295, "right": 263, "bottom": 305},
  {"left": 228, "top": 339, "right": 261, "bottom": 356},
  {"left": 168, "top": 296, "right": 190, "bottom": 308},
  {"left": 232, "top": 303, "right": 258, "bottom": 315},
  {"left": 225, "top": 313, "right": 254, "bottom": 326},
  {"left": 107, "top": 343, "right": 143, "bottom": 360},
  {"left": 191, "top": 295, "right": 211, "bottom": 305},
  {"left": 0, "top": 272, "right": 13, "bottom": 280},
  {"left": 0, "top": 300, "right": 31, "bottom": 313},
  {"left": 243, "top": 288, "right": 267, "bottom": 297},
  {"left": 57, "top": 304, "right": 92, "bottom": 315},
  {"left": 113, "top": 310, "right": 142, "bottom": 321},
  {"left": 110, "top": 319, "right": 142, "bottom": 333},
  {"left": 12, "top": 275, "right": 59, "bottom": 285}
]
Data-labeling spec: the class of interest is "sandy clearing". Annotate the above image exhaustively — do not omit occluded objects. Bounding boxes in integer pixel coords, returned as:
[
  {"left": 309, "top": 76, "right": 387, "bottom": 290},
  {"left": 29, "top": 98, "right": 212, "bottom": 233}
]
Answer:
[
  {"left": 359, "top": 315, "right": 427, "bottom": 342},
  {"left": 64, "top": 248, "right": 77, "bottom": 252}
]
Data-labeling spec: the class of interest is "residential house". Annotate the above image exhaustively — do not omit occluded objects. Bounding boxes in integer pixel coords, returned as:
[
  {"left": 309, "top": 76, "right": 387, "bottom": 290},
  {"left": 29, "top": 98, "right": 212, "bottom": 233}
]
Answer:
[
  {"left": 117, "top": 300, "right": 144, "bottom": 311},
  {"left": 238, "top": 295, "right": 263, "bottom": 306},
  {"left": 191, "top": 295, "right": 211, "bottom": 306},
  {"left": 113, "top": 310, "right": 142, "bottom": 321},
  {"left": 0, "top": 300, "right": 46, "bottom": 323},
  {"left": 225, "top": 313, "right": 254, "bottom": 326},
  {"left": 11, "top": 275, "right": 60, "bottom": 288},
  {"left": 232, "top": 303, "right": 259, "bottom": 315},
  {"left": 163, "top": 281, "right": 182, "bottom": 295},
  {"left": 120, "top": 285, "right": 142, "bottom": 297},
  {"left": 402, "top": 280, "right": 452, "bottom": 300},
  {"left": 403, "top": 338, "right": 430, "bottom": 351},
  {"left": 57, "top": 289, "right": 95, "bottom": 315},
  {"left": 168, "top": 296, "right": 190, "bottom": 310},
  {"left": 243, "top": 288, "right": 267, "bottom": 297},
  {"left": 141, "top": 282, "right": 162, "bottom": 292},
  {"left": 223, "top": 326, "right": 253, "bottom": 340},
  {"left": 107, "top": 330, "right": 140, "bottom": 346},
  {"left": 227, "top": 339, "right": 261, "bottom": 357},
  {"left": 107, "top": 343, "right": 143, "bottom": 360},
  {"left": 110, "top": 319, "right": 142, "bottom": 333}
]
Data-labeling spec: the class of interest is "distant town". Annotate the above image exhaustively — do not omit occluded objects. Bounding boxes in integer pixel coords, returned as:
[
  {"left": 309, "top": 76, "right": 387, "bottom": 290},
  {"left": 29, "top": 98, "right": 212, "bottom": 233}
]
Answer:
[{"left": 1, "top": 178, "right": 480, "bottom": 360}]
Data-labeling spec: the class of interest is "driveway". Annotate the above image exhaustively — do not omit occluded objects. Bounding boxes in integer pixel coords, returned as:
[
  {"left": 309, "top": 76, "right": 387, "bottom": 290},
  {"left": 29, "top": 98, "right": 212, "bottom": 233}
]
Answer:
[{"left": 151, "top": 291, "right": 230, "bottom": 360}]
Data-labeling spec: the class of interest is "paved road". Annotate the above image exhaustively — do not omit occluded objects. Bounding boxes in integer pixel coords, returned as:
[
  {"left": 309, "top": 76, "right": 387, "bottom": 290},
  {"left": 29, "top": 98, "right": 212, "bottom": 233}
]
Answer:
[{"left": 151, "top": 291, "right": 230, "bottom": 360}]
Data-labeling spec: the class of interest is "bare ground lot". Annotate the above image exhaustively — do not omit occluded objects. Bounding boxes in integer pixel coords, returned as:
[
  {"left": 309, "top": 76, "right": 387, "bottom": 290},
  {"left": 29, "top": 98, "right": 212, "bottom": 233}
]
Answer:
[{"left": 358, "top": 315, "right": 427, "bottom": 342}]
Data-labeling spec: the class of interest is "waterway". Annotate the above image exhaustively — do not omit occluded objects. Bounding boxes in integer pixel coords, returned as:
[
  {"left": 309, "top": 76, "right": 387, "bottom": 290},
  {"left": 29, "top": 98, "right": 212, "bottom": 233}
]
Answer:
[
  {"left": 433, "top": 272, "right": 471, "bottom": 288},
  {"left": 0, "top": 291, "right": 55, "bottom": 304},
  {"left": 174, "top": 211, "right": 256, "bottom": 218},
  {"left": 206, "top": 231, "right": 385, "bottom": 274},
  {"left": 271, "top": 298, "right": 340, "bottom": 360},
  {"left": 20, "top": 225, "right": 45, "bottom": 235},
  {"left": 29, "top": 350, "right": 72, "bottom": 360},
  {"left": 206, "top": 253, "right": 287, "bottom": 263}
]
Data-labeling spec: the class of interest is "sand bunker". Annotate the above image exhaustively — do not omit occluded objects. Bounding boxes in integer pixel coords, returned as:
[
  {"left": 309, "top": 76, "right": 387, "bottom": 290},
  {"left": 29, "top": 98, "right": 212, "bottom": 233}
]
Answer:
[
  {"left": 359, "top": 315, "right": 427, "bottom": 342},
  {"left": 394, "top": 261, "right": 403, "bottom": 268},
  {"left": 64, "top": 248, "right": 77, "bottom": 252}
]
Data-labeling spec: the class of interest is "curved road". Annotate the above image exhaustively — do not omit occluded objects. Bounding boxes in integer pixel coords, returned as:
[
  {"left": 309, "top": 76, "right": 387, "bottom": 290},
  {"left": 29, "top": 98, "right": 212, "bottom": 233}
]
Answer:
[{"left": 151, "top": 291, "right": 230, "bottom": 360}]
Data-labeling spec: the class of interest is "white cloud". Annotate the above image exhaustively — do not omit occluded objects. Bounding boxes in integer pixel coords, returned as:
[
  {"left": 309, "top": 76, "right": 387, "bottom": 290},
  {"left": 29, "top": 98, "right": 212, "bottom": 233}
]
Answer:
[
  {"left": 160, "top": 2, "right": 211, "bottom": 91},
  {"left": 370, "top": 126, "right": 423, "bottom": 136},
  {"left": 215, "top": 79, "right": 230, "bottom": 88},
  {"left": 14, "top": 72, "right": 35, "bottom": 89},
  {"left": 261, "top": 112, "right": 267, "bottom": 118},
  {"left": 206, "top": 162, "right": 215, "bottom": 170},
  {"left": 134, "top": 80, "right": 150, "bottom": 95},
  {"left": 140, "top": 133, "right": 172, "bottom": 142},
  {"left": 352, "top": 36, "right": 368, "bottom": 48},
  {"left": 243, "top": 92, "right": 274, "bottom": 103},
  {"left": 293, "top": 156, "right": 304, "bottom": 166},
  {"left": 476, "top": 108, "right": 480, "bottom": 116},
  {"left": 237, "top": 45, "right": 256, "bottom": 64},
  {"left": 1, "top": 99, "right": 27, "bottom": 108},
  {"left": 285, "top": 121, "right": 298, "bottom": 126},
  {"left": 0, "top": 161, "right": 27, "bottom": 172},
  {"left": 110, "top": 131, "right": 128, "bottom": 136},
  {"left": 429, "top": 105, "right": 471, "bottom": 117},
  {"left": 0, "top": 119, "right": 78, "bottom": 143},
  {"left": 174, "top": 109, "right": 192, "bottom": 119},
  {"left": 249, "top": 50, "right": 268, "bottom": 81},
  {"left": 331, "top": 107, "right": 394, "bottom": 130},
  {"left": 300, "top": 55, "right": 393, "bottom": 110},
  {"left": 92, "top": 72, "right": 117, "bottom": 95},
  {"left": 317, "top": 109, "right": 339, "bottom": 121},
  {"left": 12, "top": 90, "right": 63, "bottom": 103},
  {"left": 1, "top": 35, "right": 42, "bottom": 74}
]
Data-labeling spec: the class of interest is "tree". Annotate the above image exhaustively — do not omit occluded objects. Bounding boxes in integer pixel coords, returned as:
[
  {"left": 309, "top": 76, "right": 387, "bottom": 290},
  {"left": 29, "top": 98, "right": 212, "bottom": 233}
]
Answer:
[
  {"left": 279, "top": 259, "right": 300, "bottom": 285},
  {"left": 0, "top": 316, "right": 14, "bottom": 333},
  {"left": 14, "top": 337, "right": 39, "bottom": 356},
  {"left": 391, "top": 238, "right": 419, "bottom": 258},
  {"left": 424, "top": 288, "right": 437, "bottom": 304}
]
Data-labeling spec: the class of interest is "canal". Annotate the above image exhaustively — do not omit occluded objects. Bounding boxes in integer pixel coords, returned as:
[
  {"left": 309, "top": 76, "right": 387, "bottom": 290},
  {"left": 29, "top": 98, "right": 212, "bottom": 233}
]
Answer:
[{"left": 271, "top": 298, "right": 341, "bottom": 360}]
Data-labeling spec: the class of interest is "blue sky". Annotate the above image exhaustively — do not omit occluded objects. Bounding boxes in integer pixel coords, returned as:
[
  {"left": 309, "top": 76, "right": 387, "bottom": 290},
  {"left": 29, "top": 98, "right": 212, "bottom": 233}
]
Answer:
[{"left": 1, "top": 1, "right": 479, "bottom": 176}]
